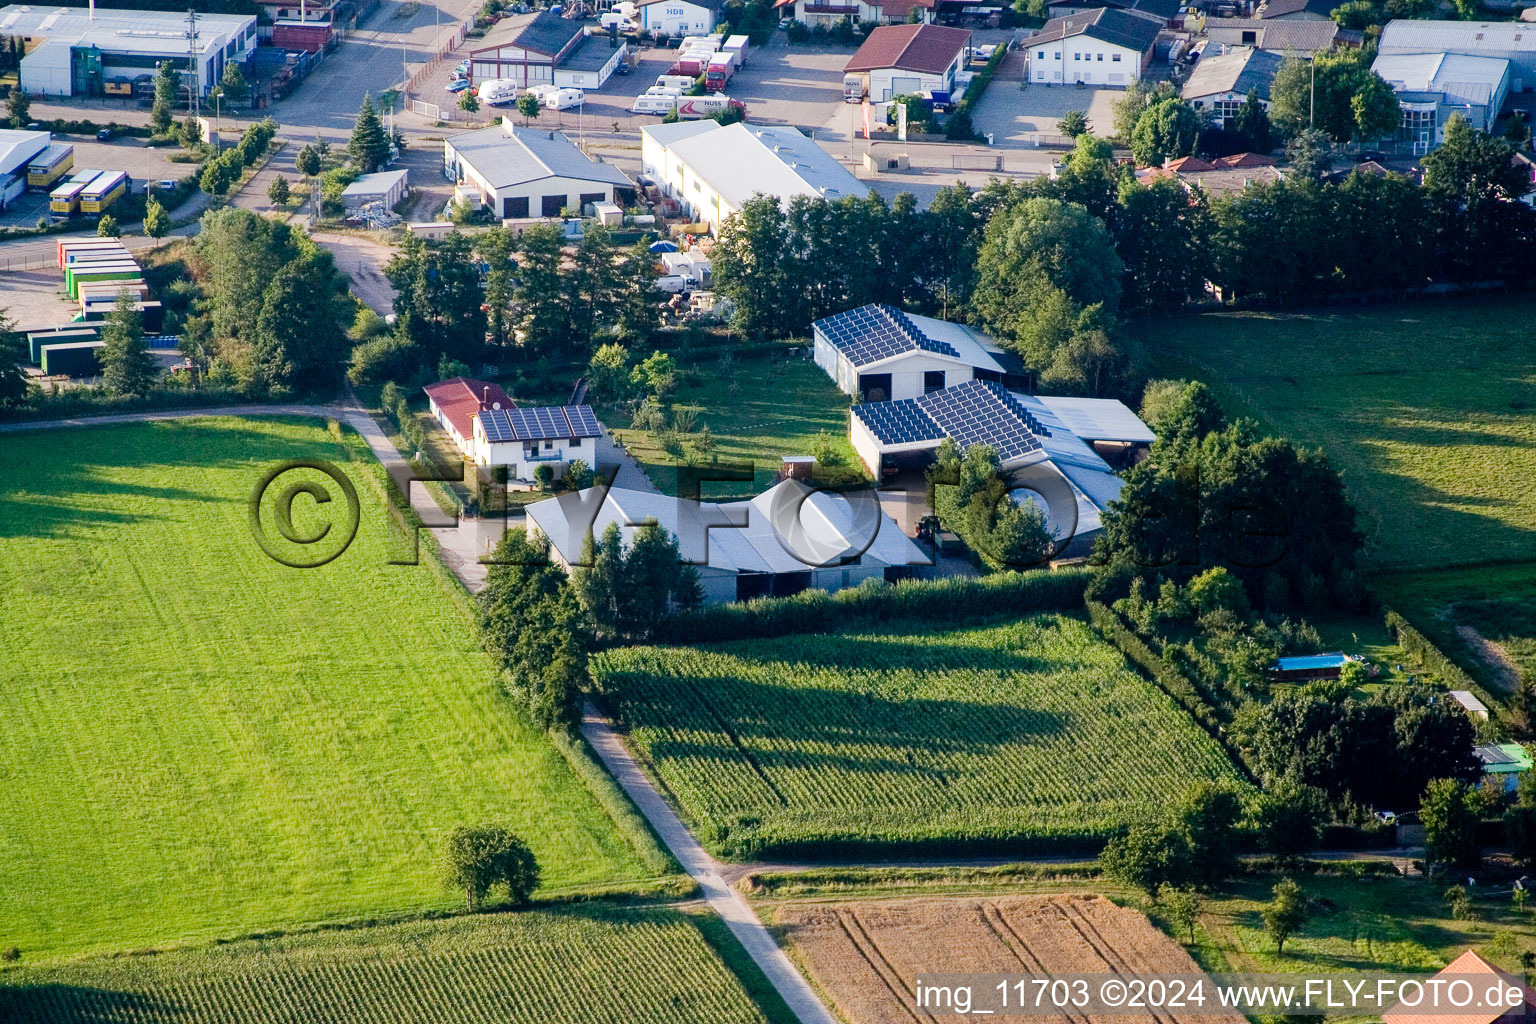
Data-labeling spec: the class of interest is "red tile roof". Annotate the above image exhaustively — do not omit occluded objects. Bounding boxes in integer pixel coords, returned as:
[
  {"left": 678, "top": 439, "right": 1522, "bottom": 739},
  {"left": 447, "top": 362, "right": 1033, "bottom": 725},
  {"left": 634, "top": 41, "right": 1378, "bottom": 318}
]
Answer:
[
  {"left": 1212, "top": 151, "right": 1279, "bottom": 168},
  {"left": 844, "top": 23, "right": 972, "bottom": 75},
  {"left": 1163, "top": 155, "right": 1216, "bottom": 173},
  {"left": 1383, "top": 949, "right": 1536, "bottom": 1024},
  {"left": 423, "top": 376, "right": 513, "bottom": 441}
]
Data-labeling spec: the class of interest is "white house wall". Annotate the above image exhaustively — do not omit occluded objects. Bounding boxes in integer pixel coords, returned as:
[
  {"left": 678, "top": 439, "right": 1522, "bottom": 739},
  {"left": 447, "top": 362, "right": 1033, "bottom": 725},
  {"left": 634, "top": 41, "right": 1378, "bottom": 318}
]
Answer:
[
  {"left": 1027, "top": 36, "right": 1144, "bottom": 86},
  {"left": 850, "top": 414, "right": 886, "bottom": 475},
  {"left": 446, "top": 151, "right": 619, "bottom": 218},
  {"left": 471, "top": 45, "right": 550, "bottom": 86},
  {"left": 640, "top": 1, "right": 719, "bottom": 36}
]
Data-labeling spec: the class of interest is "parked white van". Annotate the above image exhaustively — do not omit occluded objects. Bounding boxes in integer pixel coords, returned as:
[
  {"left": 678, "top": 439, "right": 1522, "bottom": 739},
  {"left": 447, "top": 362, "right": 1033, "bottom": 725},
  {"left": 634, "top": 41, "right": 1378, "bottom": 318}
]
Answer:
[{"left": 654, "top": 74, "right": 695, "bottom": 91}]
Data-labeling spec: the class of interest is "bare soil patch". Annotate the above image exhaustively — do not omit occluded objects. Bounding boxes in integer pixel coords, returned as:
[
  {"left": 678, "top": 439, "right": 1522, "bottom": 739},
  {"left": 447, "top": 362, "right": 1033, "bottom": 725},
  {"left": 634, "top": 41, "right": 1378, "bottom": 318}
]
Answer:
[{"left": 776, "top": 893, "right": 1243, "bottom": 1024}]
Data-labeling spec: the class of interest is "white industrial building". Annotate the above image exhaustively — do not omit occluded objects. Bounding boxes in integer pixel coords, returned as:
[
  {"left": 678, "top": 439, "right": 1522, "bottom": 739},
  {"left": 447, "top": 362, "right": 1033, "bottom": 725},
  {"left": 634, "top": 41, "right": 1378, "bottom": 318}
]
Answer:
[
  {"left": 0, "top": 128, "right": 52, "bottom": 209},
  {"left": 1371, "top": 51, "right": 1511, "bottom": 153},
  {"left": 340, "top": 168, "right": 409, "bottom": 214},
  {"left": 444, "top": 118, "right": 633, "bottom": 220},
  {"left": 1180, "top": 46, "right": 1283, "bottom": 125},
  {"left": 424, "top": 376, "right": 603, "bottom": 480},
  {"left": 813, "top": 304, "right": 1012, "bottom": 403},
  {"left": 1202, "top": 17, "right": 1342, "bottom": 54},
  {"left": 843, "top": 23, "right": 972, "bottom": 103},
  {"left": 849, "top": 378, "right": 1154, "bottom": 556},
  {"left": 1022, "top": 7, "right": 1161, "bottom": 86},
  {"left": 468, "top": 11, "right": 627, "bottom": 90},
  {"left": 633, "top": 0, "right": 723, "bottom": 37},
  {"left": 526, "top": 478, "right": 931, "bottom": 604},
  {"left": 1, "top": 4, "right": 256, "bottom": 98},
  {"left": 639, "top": 120, "right": 865, "bottom": 231},
  {"left": 1379, "top": 19, "right": 1536, "bottom": 92}
]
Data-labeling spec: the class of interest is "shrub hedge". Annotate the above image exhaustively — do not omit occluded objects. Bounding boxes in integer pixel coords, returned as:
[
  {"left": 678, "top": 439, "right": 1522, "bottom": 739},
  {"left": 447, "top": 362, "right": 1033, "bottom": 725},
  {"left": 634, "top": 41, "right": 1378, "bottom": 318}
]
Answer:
[
  {"left": 652, "top": 568, "right": 1092, "bottom": 643},
  {"left": 1384, "top": 609, "right": 1505, "bottom": 716}
]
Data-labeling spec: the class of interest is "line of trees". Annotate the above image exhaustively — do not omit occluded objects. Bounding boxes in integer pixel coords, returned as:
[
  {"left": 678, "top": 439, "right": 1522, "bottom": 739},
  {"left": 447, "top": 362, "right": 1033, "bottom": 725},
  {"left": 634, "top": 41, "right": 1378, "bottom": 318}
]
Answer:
[{"left": 710, "top": 114, "right": 1536, "bottom": 399}]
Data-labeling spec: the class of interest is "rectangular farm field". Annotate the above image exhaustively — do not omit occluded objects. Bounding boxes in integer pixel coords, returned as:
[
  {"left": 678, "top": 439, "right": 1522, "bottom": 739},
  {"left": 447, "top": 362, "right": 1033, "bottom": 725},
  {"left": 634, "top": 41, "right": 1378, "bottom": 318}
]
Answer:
[{"left": 594, "top": 614, "right": 1245, "bottom": 859}]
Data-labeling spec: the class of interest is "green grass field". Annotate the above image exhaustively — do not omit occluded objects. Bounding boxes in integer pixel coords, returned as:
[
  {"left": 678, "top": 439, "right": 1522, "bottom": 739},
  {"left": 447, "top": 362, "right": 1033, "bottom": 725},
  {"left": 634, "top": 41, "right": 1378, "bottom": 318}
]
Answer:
[
  {"left": 595, "top": 614, "right": 1245, "bottom": 859},
  {"left": 1375, "top": 564, "right": 1536, "bottom": 692},
  {"left": 0, "top": 417, "right": 658, "bottom": 963},
  {"left": 0, "top": 906, "right": 783, "bottom": 1024},
  {"left": 598, "top": 352, "right": 861, "bottom": 498},
  {"left": 1144, "top": 297, "right": 1536, "bottom": 573}
]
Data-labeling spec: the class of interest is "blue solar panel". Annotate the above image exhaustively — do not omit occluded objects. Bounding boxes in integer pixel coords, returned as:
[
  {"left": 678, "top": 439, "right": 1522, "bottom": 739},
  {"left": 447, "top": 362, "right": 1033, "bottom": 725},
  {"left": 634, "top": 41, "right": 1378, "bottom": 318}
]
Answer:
[
  {"left": 816, "top": 304, "right": 959, "bottom": 368},
  {"left": 915, "top": 380, "right": 1047, "bottom": 463},
  {"left": 481, "top": 408, "right": 515, "bottom": 442},
  {"left": 564, "top": 405, "right": 602, "bottom": 437},
  {"left": 853, "top": 399, "right": 945, "bottom": 446}
]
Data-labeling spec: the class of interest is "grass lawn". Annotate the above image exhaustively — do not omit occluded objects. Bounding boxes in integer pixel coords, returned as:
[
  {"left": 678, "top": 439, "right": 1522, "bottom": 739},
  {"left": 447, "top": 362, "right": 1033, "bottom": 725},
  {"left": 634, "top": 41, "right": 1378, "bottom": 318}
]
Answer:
[
  {"left": 594, "top": 613, "right": 1245, "bottom": 860},
  {"left": 1375, "top": 564, "right": 1536, "bottom": 693},
  {"left": 596, "top": 350, "right": 862, "bottom": 499},
  {"left": 0, "top": 905, "right": 789, "bottom": 1024},
  {"left": 0, "top": 417, "right": 658, "bottom": 963},
  {"left": 1143, "top": 296, "right": 1536, "bottom": 573}
]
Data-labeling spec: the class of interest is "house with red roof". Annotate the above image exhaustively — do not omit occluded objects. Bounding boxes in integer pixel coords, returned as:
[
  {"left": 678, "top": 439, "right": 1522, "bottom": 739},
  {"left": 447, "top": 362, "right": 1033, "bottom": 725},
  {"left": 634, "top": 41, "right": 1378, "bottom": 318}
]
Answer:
[
  {"left": 423, "top": 376, "right": 606, "bottom": 481},
  {"left": 842, "top": 24, "right": 972, "bottom": 103},
  {"left": 1383, "top": 949, "right": 1536, "bottom": 1024}
]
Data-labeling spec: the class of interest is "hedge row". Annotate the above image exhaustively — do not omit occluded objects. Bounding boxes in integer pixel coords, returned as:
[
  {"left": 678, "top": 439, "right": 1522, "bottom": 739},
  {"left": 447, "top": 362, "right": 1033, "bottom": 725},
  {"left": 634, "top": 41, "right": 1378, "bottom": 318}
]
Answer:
[
  {"left": 1085, "top": 598, "right": 1257, "bottom": 782},
  {"left": 957, "top": 43, "right": 1008, "bottom": 116},
  {"left": 652, "top": 568, "right": 1092, "bottom": 644},
  {"left": 1384, "top": 609, "right": 1506, "bottom": 715}
]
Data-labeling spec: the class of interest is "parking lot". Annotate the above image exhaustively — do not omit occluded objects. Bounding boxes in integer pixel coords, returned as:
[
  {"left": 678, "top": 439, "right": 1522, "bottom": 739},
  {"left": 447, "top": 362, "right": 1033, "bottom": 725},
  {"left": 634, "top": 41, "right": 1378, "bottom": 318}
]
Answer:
[
  {"left": 970, "top": 79, "right": 1122, "bottom": 148},
  {"left": 0, "top": 136, "right": 193, "bottom": 228}
]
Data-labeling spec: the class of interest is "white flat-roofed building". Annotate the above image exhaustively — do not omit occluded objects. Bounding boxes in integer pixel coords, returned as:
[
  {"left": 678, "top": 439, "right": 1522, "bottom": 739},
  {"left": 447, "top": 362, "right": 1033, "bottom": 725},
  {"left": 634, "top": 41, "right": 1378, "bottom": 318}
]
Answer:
[
  {"left": 1379, "top": 19, "right": 1536, "bottom": 92},
  {"left": 0, "top": 128, "right": 51, "bottom": 208},
  {"left": 1, "top": 4, "right": 256, "bottom": 98},
  {"left": 812, "top": 304, "right": 1010, "bottom": 403},
  {"left": 526, "top": 478, "right": 931, "bottom": 604},
  {"left": 1371, "top": 51, "right": 1512, "bottom": 152},
  {"left": 639, "top": 120, "right": 865, "bottom": 232},
  {"left": 340, "top": 169, "right": 410, "bottom": 213}
]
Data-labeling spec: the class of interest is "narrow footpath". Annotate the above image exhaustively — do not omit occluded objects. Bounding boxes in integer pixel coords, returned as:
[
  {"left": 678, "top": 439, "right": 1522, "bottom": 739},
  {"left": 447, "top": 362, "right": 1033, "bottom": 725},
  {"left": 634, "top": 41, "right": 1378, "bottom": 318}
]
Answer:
[{"left": 581, "top": 704, "right": 838, "bottom": 1024}]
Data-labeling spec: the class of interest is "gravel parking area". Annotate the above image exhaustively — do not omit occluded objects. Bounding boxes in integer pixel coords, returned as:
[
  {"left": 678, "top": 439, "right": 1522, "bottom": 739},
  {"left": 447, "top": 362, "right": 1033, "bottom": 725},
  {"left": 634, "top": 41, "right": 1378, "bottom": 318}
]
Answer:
[
  {"left": 970, "top": 80, "right": 1121, "bottom": 148},
  {"left": 2, "top": 268, "right": 80, "bottom": 332}
]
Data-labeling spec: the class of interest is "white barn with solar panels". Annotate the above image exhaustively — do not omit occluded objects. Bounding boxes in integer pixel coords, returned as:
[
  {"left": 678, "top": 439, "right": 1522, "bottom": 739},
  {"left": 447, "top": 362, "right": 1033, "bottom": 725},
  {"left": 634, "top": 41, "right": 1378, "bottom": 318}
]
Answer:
[
  {"left": 813, "top": 304, "right": 1012, "bottom": 403},
  {"left": 850, "top": 379, "right": 1154, "bottom": 556}
]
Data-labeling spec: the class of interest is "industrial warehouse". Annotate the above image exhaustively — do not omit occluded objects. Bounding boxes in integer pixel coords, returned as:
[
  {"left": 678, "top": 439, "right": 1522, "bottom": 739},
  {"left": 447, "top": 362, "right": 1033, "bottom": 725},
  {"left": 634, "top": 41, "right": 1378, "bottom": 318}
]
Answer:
[{"left": 0, "top": 4, "right": 256, "bottom": 98}]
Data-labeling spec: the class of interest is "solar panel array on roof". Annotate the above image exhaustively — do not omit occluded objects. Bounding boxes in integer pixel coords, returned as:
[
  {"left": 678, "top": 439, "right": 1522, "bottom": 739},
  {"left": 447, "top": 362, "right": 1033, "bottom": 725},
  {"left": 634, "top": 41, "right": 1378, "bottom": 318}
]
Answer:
[
  {"left": 851, "top": 398, "right": 946, "bottom": 446},
  {"left": 914, "top": 379, "right": 1048, "bottom": 462},
  {"left": 480, "top": 404, "right": 604, "bottom": 442},
  {"left": 817, "top": 304, "right": 960, "bottom": 367}
]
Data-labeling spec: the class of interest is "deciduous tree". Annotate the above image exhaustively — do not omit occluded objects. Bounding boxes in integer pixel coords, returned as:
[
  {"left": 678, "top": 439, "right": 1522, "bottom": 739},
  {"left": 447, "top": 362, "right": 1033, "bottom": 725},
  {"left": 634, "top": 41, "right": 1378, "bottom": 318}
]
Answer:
[{"left": 444, "top": 826, "right": 539, "bottom": 911}]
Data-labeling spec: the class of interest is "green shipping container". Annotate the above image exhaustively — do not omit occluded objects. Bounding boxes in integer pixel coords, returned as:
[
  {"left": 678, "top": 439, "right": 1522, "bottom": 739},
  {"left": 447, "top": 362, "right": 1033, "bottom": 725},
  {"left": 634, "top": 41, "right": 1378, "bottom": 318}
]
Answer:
[
  {"left": 65, "top": 261, "right": 141, "bottom": 298},
  {"left": 27, "top": 327, "right": 99, "bottom": 363},
  {"left": 40, "top": 340, "right": 105, "bottom": 377}
]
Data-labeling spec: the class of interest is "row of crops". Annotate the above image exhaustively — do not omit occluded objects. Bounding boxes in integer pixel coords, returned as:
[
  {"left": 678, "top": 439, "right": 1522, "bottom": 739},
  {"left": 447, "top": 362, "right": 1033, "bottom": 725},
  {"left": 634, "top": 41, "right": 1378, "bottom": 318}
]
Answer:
[
  {"left": 594, "top": 613, "right": 1247, "bottom": 859},
  {"left": 0, "top": 908, "right": 772, "bottom": 1024}
]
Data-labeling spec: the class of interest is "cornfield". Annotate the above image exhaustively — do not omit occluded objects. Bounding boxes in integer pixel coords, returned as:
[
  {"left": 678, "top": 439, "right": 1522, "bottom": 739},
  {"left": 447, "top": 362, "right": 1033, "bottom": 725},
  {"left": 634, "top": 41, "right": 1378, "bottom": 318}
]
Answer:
[
  {"left": 0, "top": 907, "right": 772, "bottom": 1024},
  {"left": 596, "top": 614, "right": 1245, "bottom": 859}
]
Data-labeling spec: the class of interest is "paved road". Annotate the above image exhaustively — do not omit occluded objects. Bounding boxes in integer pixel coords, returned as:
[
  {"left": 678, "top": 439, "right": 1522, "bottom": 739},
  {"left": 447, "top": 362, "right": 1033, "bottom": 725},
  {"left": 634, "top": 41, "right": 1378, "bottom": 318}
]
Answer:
[{"left": 581, "top": 705, "right": 838, "bottom": 1024}]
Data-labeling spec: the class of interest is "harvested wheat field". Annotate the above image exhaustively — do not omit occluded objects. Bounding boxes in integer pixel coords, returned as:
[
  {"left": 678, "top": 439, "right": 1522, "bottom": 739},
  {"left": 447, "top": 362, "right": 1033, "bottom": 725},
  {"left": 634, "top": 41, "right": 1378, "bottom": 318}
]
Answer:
[{"left": 776, "top": 894, "right": 1244, "bottom": 1024}]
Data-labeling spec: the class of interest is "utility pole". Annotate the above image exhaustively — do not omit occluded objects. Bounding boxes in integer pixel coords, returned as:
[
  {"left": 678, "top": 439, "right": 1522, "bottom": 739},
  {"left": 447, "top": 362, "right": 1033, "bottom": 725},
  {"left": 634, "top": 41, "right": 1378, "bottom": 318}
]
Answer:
[{"left": 185, "top": 8, "right": 201, "bottom": 124}]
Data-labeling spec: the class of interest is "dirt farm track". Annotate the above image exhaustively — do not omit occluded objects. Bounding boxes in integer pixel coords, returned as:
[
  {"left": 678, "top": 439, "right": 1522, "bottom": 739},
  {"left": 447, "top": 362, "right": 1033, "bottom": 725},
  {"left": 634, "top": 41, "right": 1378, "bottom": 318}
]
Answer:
[{"left": 776, "top": 894, "right": 1245, "bottom": 1024}]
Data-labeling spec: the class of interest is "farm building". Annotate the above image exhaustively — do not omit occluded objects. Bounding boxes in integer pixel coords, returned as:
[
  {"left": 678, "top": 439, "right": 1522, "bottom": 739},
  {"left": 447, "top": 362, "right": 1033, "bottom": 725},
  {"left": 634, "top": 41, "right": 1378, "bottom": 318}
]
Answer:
[
  {"left": 812, "top": 304, "right": 1014, "bottom": 402},
  {"left": 1202, "top": 18, "right": 1346, "bottom": 54},
  {"left": 468, "top": 11, "right": 628, "bottom": 90},
  {"left": 848, "top": 378, "right": 1152, "bottom": 555},
  {"left": 443, "top": 119, "right": 634, "bottom": 220},
  {"left": 633, "top": 0, "right": 724, "bottom": 36},
  {"left": 1, "top": 4, "right": 256, "bottom": 98},
  {"left": 1022, "top": 8, "right": 1161, "bottom": 86},
  {"left": 1475, "top": 743, "right": 1534, "bottom": 793},
  {"left": 424, "top": 375, "right": 602, "bottom": 480},
  {"left": 843, "top": 24, "right": 972, "bottom": 103},
  {"left": 1268, "top": 652, "right": 1350, "bottom": 681},
  {"left": 0, "top": 128, "right": 51, "bottom": 209},
  {"left": 526, "top": 479, "right": 930, "bottom": 604},
  {"left": 1181, "top": 47, "right": 1283, "bottom": 125},
  {"left": 340, "top": 169, "right": 409, "bottom": 214},
  {"left": 1379, "top": 20, "right": 1536, "bottom": 92},
  {"left": 772, "top": 0, "right": 936, "bottom": 27},
  {"left": 1370, "top": 51, "right": 1511, "bottom": 152},
  {"left": 1383, "top": 949, "right": 1536, "bottom": 1024},
  {"left": 638, "top": 121, "right": 864, "bottom": 232}
]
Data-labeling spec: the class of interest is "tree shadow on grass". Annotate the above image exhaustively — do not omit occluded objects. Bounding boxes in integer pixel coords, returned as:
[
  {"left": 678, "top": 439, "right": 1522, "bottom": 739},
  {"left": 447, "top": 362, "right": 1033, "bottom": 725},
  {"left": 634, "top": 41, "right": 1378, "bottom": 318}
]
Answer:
[{"left": 0, "top": 984, "right": 184, "bottom": 1024}]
